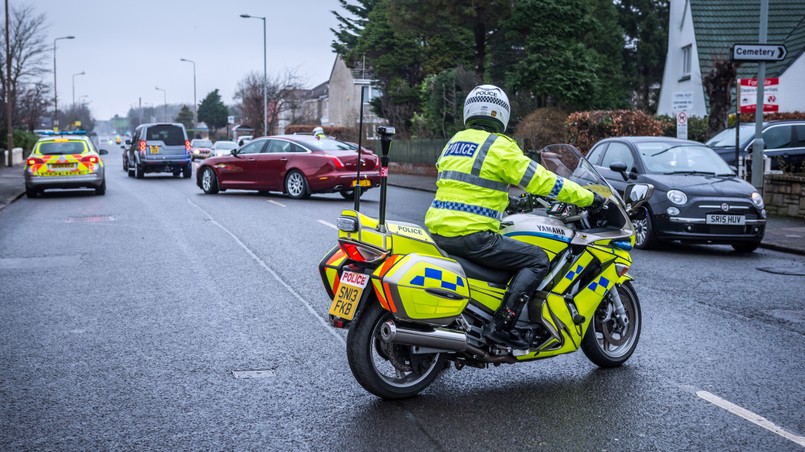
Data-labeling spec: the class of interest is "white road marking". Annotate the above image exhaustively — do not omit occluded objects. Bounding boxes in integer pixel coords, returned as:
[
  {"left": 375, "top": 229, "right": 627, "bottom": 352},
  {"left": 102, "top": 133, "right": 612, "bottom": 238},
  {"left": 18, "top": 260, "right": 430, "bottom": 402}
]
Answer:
[
  {"left": 318, "top": 220, "right": 338, "bottom": 230},
  {"left": 696, "top": 390, "right": 805, "bottom": 447},
  {"left": 186, "top": 198, "right": 345, "bottom": 345},
  {"left": 267, "top": 200, "right": 286, "bottom": 207}
]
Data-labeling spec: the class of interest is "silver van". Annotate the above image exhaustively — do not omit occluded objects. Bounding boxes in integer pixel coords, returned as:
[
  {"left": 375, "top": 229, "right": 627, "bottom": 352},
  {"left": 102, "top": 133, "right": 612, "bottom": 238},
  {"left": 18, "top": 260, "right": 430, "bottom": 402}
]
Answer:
[{"left": 126, "top": 123, "right": 192, "bottom": 178}]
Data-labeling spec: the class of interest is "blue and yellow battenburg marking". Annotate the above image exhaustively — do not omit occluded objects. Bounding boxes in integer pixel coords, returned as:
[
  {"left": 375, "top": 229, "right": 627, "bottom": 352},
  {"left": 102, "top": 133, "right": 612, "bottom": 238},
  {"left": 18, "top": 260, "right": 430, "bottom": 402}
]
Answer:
[
  {"left": 587, "top": 276, "right": 611, "bottom": 295},
  {"left": 410, "top": 267, "right": 465, "bottom": 291},
  {"left": 565, "top": 264, "right": 584, "bottom": 281}
]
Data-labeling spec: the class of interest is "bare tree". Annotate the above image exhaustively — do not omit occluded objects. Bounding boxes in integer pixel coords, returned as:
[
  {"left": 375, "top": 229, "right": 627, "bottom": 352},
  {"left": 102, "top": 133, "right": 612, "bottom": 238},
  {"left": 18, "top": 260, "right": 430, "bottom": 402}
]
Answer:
[
  {"left": 233, "top": 69, "right": 305, "bottom": 136},
  {"left": 16, "top": 81, "right": 49, "bottom": 131},
  {"left": 62, "top": 103, "right": 94, "bottom": 132},
  {"left": 0, "top": 5, "right": 50, "bottom": 130}
]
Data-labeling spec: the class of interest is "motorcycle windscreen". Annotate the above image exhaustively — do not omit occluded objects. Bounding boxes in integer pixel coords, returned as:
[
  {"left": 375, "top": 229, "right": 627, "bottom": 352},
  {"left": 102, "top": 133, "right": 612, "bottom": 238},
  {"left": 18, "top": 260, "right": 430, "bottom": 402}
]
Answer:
[{"left": 380, "top": 253, "right": 470, "bottom": 326}]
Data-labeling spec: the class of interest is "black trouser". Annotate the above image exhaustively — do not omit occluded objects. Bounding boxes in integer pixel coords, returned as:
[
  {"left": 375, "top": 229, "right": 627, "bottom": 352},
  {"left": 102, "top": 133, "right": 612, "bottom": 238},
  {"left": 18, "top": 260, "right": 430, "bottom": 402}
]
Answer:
[{"left": 432, "top": 231, "right": 550, "bottom": 300}]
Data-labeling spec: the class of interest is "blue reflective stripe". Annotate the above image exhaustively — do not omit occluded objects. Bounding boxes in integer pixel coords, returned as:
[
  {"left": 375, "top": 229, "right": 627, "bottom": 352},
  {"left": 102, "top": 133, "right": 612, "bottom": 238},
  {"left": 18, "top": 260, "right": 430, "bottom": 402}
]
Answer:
[
  {"left": 438, "top": 170, "right": 509, "bottom": 192},
  {"left": 549, "top": 176, "right": 564, "bottom": 198},
  {"left": 431, "top": 200, "right": 502, "bottom": 221}
]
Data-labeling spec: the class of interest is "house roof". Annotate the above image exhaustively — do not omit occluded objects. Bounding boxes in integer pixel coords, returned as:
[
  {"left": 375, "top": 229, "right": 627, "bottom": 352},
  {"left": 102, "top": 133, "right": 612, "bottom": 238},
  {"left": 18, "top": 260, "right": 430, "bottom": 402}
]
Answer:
[{"left": 690, "top": 0, "right": 805, "bottom": 79}]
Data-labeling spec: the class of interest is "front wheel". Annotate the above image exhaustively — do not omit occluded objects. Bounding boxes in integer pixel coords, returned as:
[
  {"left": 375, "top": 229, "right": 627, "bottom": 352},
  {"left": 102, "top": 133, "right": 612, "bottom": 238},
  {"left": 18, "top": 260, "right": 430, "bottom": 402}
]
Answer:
[
  {"left": 346, "top": 301, "right": 446, "bottom": 400},
  {"left": 632, "top": 206, "right": 658, "bottom": 250},
  {"left": 200, "top": 167, "right": 219, "bottom": 194},
  {"left": 581, "top": 281, "right": 641, "bottom": 368}
]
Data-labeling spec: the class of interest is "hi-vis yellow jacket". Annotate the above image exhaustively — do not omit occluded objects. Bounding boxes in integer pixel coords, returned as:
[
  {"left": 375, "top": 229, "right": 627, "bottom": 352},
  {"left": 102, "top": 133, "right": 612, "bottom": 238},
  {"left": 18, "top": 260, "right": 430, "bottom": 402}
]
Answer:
[{"left": 425, "top": 128, "right": 594, "bottom": 237}]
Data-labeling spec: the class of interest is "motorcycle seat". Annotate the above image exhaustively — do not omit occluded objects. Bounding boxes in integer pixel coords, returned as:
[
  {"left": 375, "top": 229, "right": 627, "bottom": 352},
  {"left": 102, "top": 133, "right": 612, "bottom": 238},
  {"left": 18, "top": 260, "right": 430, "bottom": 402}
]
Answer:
[{"left": 452, "top": 255, "right": 513, "bottom": 286}]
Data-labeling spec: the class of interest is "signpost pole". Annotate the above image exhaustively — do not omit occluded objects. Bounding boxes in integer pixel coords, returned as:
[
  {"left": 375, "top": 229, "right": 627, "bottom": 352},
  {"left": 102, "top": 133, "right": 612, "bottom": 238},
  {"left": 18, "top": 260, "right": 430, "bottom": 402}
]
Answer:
[
  {"left": 751, "top": 0, "right": 769, "bottom": 192},
  {"left": 735, "top": 81, "right": 741, "bottom": 177}
]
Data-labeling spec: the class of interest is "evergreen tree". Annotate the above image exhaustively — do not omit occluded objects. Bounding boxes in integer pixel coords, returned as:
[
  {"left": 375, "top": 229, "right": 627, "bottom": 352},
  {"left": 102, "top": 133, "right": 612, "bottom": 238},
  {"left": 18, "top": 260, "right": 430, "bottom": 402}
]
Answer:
[
  {"left": 174, "top": 105, "right": 194, "bottom": 131},
  {"left": 197, "top": 89, "right": 229, "bottom": 138}
]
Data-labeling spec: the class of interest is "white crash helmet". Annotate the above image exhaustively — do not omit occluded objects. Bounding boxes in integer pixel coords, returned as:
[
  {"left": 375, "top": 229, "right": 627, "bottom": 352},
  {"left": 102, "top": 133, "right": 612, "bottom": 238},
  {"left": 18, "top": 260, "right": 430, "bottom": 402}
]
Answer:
[
  {"left": 463, "top": 84, "right": 511, "bottom": 133},
  {"left": 313, "top": 126, "right": 324, "bottom": 135}
]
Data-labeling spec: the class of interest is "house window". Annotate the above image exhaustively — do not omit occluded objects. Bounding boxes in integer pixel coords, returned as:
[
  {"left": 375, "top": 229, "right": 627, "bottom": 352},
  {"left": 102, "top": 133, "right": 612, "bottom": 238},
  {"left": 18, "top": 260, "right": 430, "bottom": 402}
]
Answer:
[
  {"left": 682, "top": 44, "right": 692, "bottom": 77},
  {"left": 361, "top": 86, "right": 382, "bottom": 103}
]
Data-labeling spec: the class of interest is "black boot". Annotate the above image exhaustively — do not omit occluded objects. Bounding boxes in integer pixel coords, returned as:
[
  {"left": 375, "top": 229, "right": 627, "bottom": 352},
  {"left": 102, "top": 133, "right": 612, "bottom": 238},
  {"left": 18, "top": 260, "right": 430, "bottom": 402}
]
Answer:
[{"left": 484, "top": 293, "right": 530, "bottom": 348}]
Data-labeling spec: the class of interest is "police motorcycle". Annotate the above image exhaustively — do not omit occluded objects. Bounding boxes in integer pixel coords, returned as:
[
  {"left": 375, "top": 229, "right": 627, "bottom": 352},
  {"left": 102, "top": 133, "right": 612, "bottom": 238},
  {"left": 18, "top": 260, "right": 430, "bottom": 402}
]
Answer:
[{"left": 319, "top": 126, "right": 654, "bottom": 399}]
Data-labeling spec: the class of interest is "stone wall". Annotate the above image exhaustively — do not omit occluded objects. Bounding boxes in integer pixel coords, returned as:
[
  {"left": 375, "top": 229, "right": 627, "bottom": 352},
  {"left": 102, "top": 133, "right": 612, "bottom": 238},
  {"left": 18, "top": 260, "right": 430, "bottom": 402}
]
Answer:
[{"left": 764, "top": 174, "right": 805, "bottom": 219}]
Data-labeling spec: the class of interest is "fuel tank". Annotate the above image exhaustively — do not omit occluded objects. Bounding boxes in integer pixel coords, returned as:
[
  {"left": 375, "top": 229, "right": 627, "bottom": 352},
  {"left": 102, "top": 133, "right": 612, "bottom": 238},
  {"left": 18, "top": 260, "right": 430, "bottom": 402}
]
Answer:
[{"left": 500, "top": 213, "right": 575, "bottom": 261}]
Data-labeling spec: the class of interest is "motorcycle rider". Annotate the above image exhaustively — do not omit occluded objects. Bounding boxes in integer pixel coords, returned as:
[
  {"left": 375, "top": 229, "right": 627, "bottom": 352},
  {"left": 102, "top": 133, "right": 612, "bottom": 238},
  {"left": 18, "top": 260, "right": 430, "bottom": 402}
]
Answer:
[{"left": 424, "top": 84, "right": 605, "bottom": 347}]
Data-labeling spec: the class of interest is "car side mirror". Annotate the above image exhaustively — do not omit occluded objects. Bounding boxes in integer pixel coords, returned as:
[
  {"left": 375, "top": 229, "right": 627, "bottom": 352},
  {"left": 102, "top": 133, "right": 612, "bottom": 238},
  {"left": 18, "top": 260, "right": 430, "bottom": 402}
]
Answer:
[
  {"left": 99, "top": 149, "right": 109, "bottom": 155},
  {"left": 125, "top": 139, "right": 132, "bottom": 145},
  {"left": 609, "top": 161, "right": 629, "bottom": 181},
  {"left": 623, "top": 183, "right": 654, "bottom": 217}
]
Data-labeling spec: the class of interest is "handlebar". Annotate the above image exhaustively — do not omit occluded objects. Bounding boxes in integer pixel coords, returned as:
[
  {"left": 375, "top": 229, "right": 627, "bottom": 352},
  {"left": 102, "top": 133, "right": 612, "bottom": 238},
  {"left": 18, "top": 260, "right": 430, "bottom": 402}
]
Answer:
[{"left": 506, "top": 192, "right": 605, "bottom": 225}]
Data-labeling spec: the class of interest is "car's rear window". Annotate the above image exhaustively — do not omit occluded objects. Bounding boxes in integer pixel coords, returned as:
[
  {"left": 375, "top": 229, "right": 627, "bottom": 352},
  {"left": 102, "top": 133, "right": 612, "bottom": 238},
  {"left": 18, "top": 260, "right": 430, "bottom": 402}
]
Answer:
[
  {"left": 193, "top": 140, "right": 212, "bottom": 147},
  {"left": 146, "top": 126, "right": 185, "bottom": 145},
  {"left": 38, "top": 141, "right": 86, "bottom": 155}
]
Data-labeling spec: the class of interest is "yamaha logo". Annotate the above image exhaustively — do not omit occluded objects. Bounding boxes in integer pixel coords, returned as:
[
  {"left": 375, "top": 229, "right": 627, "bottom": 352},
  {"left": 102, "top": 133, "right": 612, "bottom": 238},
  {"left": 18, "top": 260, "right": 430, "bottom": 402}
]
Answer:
[{"left": 721, "top": 203, "right": 730, "bottom": 211}]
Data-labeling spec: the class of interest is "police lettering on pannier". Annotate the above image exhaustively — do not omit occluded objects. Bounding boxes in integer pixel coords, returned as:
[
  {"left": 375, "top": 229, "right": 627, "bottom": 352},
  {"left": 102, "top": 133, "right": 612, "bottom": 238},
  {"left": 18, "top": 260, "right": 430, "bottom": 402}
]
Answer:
[{"left": 444, "top": 141, "right": 478, "bottom": 158}]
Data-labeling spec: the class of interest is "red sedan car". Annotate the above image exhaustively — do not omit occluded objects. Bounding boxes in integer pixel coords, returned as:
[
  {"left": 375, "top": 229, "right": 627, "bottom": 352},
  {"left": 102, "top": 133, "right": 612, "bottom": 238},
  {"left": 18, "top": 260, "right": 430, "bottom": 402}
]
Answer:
[{"left": 195, "top": 135, "right": 381, "bottom": 199}]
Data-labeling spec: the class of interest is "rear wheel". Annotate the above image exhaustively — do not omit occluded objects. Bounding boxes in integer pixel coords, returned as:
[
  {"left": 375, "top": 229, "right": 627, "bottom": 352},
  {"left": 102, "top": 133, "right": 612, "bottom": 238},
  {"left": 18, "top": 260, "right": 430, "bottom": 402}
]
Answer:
[
  {"left": 581, "top": 281, "right": 641, "bottom": 368},
  {"left": 135, "top": 164, "right": 144, "bottom": 179},
  {"left": 632, "top": 206, "right": 658, "bottom": 249},
  {"left": 200, "top": 167, "right": 219, "bottom": 194},
  {"left": 347, "top": 301, "right": 446, "bottom": 400},
  {"left": 25, "top": 186, "right": 39, "bottom": 198},
  {"left": 339, "top": 187, "right": 364, "bottom": 200},
  {"left": 95, "top": 179, "right": 106, "bottom": 195},
  {"left": 285, "top": 170, "right": 310, "bottom": 199},
  {"left": 182, "top": 164, "right": 192, "bottom": 179}
]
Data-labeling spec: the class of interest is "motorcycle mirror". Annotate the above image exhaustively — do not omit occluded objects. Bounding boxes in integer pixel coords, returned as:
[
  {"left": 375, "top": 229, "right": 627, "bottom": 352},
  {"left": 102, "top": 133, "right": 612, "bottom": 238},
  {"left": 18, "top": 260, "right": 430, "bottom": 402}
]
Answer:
[{"left": 624, "top": 183, "right": 654, "bottom": 216}]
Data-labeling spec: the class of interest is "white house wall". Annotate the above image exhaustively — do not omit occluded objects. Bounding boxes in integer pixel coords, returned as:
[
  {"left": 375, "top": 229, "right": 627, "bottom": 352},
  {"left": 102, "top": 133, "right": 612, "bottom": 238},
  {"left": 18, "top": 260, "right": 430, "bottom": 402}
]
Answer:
[
  {"left": 658, "top": 0, "right": 709, "bottom": 118},
  {"left": 778, "top": 54, "right": 805, "bottom": 112}
]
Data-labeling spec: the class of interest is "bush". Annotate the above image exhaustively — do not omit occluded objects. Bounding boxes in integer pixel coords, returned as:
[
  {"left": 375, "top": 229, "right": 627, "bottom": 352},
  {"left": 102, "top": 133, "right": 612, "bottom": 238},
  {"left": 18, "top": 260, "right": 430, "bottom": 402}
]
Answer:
[
  {"left": 565, "top": 110, "right": 663, "bottom": 154},
  {"left": 729, "top": 111, "right": 805, "bottom": 127},
  {"left": 513, "top": 107, "right": 569, "bottom": 151},
  {"left": 2, "top": 129, "right": 39, "bottom": 157}
]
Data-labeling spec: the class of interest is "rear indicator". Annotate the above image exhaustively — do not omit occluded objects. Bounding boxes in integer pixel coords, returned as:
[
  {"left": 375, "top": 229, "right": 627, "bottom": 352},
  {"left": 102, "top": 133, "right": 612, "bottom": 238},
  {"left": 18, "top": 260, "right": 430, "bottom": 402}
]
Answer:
[
  {"left": 138, "top": 140, "right": 146, "bottom": 152},
  {"left": 26, "top": 157, "right": 44, "bottom": 166},
  {"left": 185, "top": 140, "right": 191, "bottom": 151}
]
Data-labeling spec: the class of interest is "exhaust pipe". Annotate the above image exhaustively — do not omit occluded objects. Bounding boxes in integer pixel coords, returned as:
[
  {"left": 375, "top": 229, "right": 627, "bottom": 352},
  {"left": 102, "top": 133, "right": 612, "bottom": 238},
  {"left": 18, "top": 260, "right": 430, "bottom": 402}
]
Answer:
[{"left": 380, "top": 320, "right": 468, "bottom": 352}]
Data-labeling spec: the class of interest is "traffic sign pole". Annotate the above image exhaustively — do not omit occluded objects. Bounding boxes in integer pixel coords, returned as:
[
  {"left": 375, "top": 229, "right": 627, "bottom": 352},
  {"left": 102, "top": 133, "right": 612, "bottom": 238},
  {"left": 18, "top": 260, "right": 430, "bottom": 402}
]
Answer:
[{"left": 751, "top": 0, "right": 769, "bottom": 192}]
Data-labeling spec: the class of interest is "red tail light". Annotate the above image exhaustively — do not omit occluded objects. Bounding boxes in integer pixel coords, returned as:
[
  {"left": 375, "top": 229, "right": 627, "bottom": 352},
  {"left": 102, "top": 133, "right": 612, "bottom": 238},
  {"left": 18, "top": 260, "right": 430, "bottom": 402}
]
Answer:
[
  {"left": 327, "top": 155, "right": 345, "bottom": 169},
  {"left": 81, "top": 155, "right": 99, "bottom": 164},
  {"left": 138, "top": 140, "right": 146, "bottom": 152},
  {"left": 338, "top": 241, "right": 388, "bottom": 264},
  {"left": 185, "top": 140, "right": 191, "bottom": 151},
  {"left": 26, "top": 157, "right": 43, "bottom": 166}
]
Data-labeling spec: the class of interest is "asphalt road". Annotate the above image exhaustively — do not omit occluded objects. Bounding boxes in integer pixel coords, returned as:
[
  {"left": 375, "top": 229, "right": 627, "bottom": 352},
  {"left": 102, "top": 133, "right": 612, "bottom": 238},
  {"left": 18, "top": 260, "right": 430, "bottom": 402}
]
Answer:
[{"left": 1, "top": 157, "right": 803, "bottom": 450}]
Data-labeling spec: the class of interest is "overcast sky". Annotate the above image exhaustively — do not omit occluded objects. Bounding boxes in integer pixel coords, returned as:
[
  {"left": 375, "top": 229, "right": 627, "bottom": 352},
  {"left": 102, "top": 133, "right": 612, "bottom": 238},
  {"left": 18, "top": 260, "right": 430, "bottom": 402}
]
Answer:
[{"left": 33, "top": 0, "right": 343, "bottom": 120}]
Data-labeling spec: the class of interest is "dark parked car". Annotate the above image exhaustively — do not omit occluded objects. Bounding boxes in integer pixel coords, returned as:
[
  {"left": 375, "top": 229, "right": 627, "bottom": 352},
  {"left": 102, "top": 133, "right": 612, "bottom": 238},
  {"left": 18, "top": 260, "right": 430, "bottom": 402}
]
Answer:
[
  {"left": 705, "top": 120, "right": 805, "bottom": 172},
  {"left": 586, "top": 136, "right": 766, "bottom": 252},
  {"left": 125, "top": 123, "right": 192, "bottom": 178},
  {"left": 196, "top": 135, "right": 381, "bottom": 199}
]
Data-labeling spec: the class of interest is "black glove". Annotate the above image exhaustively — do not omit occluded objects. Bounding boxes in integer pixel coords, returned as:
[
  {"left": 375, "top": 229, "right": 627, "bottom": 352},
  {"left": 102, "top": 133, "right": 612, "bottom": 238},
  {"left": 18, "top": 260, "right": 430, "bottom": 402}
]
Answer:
[
  {"left": 506, "top": 195, "right": 520, "bottom": 213},
  {"left": 589, "top": 192, "right": 606, "bottom": 212}
]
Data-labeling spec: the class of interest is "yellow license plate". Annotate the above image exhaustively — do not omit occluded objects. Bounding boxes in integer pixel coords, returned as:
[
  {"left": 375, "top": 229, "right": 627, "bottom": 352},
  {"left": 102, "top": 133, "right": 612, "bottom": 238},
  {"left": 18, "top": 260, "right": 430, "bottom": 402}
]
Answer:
[
  {"left": 352, "top": 179, "right": 372, "bottom": 187},
  {"left": 328, "top": 271, "right": 370, "bottom": 320},
  {"left": 50, "top": 163, "right": 74, "bottom": 169},
  {"left": 150, "top": 145, "right": 160, "bottom": 154}
]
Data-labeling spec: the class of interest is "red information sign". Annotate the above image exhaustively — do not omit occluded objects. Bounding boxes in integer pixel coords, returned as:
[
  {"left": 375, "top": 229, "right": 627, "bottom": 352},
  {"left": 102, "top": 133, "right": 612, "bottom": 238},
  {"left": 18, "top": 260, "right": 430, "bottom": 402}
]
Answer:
[{"left": 739, "top": 78, "right": 779, "bottom": 113}]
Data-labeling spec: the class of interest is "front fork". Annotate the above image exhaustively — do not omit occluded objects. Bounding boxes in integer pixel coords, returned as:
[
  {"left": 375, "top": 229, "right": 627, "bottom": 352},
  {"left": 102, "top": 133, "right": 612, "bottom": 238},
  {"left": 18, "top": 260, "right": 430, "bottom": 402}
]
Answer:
[{"left": 606, "top": 285, "right": 629, "bottom": 329}]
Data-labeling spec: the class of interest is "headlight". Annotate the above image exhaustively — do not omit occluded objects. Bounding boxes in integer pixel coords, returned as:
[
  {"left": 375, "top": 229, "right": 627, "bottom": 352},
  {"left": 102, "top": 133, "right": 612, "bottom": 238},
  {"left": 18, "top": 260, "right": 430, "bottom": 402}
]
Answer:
[
  {"left": 666, "top": 190, "right": 688, "bottom": 205},
  {"left": 751, "top": 191, "right": 764, "bottom": 209}
]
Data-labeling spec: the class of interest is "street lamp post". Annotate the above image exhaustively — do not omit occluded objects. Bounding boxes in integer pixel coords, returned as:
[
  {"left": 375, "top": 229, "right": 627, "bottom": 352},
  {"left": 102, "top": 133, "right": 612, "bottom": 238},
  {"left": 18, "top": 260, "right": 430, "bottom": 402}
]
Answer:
[
  {"left": 53, "top": 35, "right": 75, "bottom": 130},
  {"left": 155, "top": 86, "right": 167, "bottom": 122},
  {"left": 240, "top": 13, "right": 267, "bottom": 135},
  {"left": 72, "top": 71, "right": 85, "bottom": 106},
  {"left": 179, "top": 58, "right": 196, "bottom": 125}
]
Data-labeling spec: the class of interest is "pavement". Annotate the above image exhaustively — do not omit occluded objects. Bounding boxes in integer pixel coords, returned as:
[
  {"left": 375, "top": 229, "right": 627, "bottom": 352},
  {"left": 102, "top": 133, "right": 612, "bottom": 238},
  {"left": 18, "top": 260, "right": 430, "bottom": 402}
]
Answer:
[{"left": 1, "top": 162, "right": 803, "bottom": 255}]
